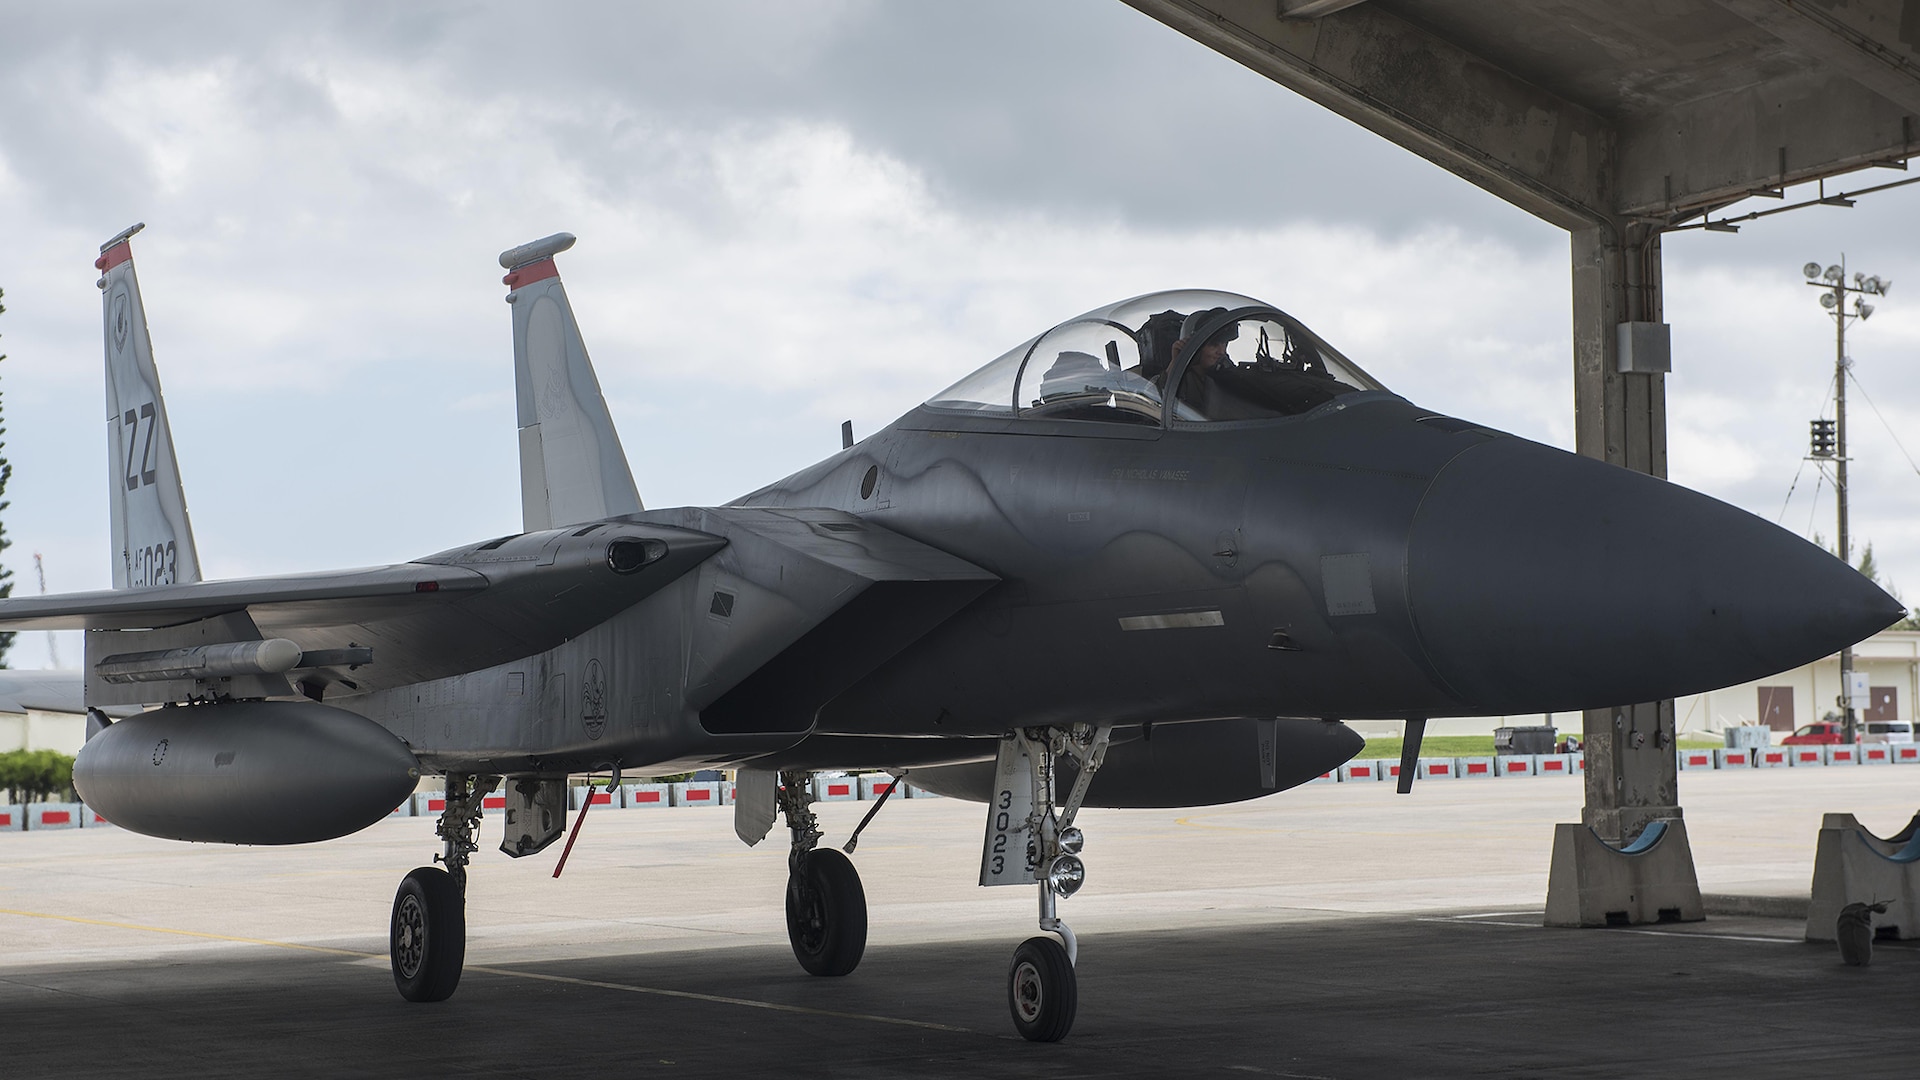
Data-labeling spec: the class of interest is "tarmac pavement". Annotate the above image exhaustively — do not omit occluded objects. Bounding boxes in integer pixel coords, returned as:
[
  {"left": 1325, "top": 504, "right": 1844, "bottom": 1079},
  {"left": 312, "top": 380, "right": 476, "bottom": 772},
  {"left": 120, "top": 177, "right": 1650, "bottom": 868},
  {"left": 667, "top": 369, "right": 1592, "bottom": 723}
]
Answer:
[{"left": 2, "top": 765, "right": 1916, "bottom": 1077}]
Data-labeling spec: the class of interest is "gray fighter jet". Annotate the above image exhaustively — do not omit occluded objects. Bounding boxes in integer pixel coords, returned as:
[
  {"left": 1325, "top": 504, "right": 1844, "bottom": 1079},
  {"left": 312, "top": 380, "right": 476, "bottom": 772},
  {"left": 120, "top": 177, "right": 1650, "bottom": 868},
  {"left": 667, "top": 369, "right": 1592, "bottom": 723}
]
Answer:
[{"left": 0, "top": 225, "right": 1897, "bottom": 1042}]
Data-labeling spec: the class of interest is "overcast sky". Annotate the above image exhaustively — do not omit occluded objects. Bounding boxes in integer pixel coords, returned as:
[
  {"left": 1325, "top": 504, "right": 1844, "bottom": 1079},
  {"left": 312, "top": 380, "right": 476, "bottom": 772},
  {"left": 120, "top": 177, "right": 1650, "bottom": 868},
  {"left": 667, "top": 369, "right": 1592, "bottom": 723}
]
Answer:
[{"left": 2, "top": 1, "right": 1918, "bottom": 669}]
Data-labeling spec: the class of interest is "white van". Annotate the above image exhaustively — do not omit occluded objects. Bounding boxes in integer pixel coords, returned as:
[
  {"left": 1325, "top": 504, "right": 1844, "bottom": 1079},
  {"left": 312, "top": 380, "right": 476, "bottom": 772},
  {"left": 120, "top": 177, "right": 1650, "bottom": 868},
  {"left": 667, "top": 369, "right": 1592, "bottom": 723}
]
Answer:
[{"left": 1862, "top": 720, "right": 1914, "bottom": 744}]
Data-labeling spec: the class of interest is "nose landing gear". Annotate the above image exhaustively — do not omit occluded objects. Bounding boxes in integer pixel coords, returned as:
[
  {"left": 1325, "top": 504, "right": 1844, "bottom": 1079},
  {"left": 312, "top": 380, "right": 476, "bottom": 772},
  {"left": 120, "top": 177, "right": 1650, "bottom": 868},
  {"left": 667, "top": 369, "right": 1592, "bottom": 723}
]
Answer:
[{"left": 989, "top": 724, "right": 1109, "bottom": 1042}]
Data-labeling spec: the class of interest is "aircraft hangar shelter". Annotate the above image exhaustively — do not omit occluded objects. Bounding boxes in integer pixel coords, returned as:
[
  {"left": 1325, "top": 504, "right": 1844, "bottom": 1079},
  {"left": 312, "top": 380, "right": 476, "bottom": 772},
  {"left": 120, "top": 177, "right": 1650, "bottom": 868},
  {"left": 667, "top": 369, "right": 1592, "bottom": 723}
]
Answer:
[{"left": 1121, "top": 0, "right": 1920, "bottom": 901}]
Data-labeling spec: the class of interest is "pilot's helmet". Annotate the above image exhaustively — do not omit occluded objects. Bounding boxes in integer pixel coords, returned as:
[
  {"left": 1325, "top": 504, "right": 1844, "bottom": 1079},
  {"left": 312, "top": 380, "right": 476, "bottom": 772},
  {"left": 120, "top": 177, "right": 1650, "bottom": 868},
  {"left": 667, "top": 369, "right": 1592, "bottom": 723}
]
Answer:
[{"left": 1179, "top": 307, "right": 1238, "bottom": 346}]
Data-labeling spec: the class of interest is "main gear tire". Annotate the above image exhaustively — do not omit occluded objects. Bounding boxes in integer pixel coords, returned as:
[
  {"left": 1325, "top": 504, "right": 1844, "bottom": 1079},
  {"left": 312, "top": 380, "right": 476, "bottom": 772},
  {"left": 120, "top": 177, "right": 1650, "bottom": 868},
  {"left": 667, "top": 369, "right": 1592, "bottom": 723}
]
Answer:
[
  {"left": 391, "top": 866, "right": 465, "bottom": 1002},
  {"left": 785, "top": 848, "right": 867, "bottom": 976}
]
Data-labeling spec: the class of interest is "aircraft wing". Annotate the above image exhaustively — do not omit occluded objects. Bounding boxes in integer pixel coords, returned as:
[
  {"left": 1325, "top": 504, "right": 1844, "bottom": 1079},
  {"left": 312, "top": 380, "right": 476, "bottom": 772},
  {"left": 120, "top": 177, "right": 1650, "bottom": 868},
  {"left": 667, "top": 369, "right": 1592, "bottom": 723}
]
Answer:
[{"left": 0, "top": 521, "right": 728, "bottom": 698}]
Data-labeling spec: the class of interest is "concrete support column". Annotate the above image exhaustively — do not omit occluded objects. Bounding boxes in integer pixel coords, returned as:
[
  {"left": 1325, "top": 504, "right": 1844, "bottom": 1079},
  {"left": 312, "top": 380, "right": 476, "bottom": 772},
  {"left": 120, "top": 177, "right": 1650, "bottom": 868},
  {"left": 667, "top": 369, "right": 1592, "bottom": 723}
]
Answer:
[{"left": 1569, "top": 223, "right": 1681, "bottom": 845}]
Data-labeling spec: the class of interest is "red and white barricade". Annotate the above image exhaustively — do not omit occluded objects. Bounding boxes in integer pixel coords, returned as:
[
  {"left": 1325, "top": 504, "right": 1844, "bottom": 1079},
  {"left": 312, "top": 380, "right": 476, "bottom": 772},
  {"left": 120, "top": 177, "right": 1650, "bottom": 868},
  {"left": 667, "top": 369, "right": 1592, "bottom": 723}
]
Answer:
[
  {"left": 0, "top": 804, "right": 21, "bottom": 831},
  {"left": 720, "top": 781, "right": 736, "bottom": 805},
  {"left": 482, "top": 791, "right": 507, "bottom": 815},
  {"left": 1825, "top": 745, "right": 1860, "bottom": 766},
  {"left": 1754, "top": 748, "right": 1791, "bottom": 768},
  {"left": 1534, "top": 753, "right": 1576, "bottom": 777},
  {"left": 1678, "top": 749, "right": 1715, "bottom": 771},
  {"left": 28, "top": 803, "right": 81, "bottom": 830},
  {"left": 1788, "top": 747, "right": 1825, "bottom": 767},
  {"left": 621, "top": 783, "right": 669, "bottom": 808},
  {"left": 1714, "top": 748, "right": 1751, "bottom": 769},
  {"left": 1340, "top": 760, "right": 1383, "bottom": 782},
  {"left": 859, "top": 774, "right": 902, "bottom": 800},
  {"left": 671, "top": 781, "right": 721, "bottom": 807},
  {"left": 1454, "top": 756, "right": 1495, "bottom": 779},
  {"left": 1497, "top": 755, "right": 1536, "bottom": 778},
  {"left": 1860, "top": 744, "right": 1894, "bottom": 765},
  {"left": 571, "top": 786, "right": 617, "bottom": 811},
  {"left": 905, "top": 784, "right": 942, "bottom": 799},
  {"left": 1893, "top": 745, "right": 1920, "bottom": 765},
  {"left": 413, "top": 792, "right": 445, "bottom": 816},
  {"left": 813, "top": 776, "right": 858, "bottom": 802},
  {"left": 1416, "top": 758, "right": 1456, "bottom": 780},
  {"left": 79, "top": 805, "right": 115, "bottom": 827}
]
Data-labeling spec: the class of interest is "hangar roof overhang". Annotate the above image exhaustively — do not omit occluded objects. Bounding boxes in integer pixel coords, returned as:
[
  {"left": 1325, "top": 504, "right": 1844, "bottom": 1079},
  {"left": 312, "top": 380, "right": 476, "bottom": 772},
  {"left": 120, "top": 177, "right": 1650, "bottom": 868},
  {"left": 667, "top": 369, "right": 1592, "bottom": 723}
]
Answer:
[{"left": 1122, "top": 0, "right": 1920, "bottom": 232}]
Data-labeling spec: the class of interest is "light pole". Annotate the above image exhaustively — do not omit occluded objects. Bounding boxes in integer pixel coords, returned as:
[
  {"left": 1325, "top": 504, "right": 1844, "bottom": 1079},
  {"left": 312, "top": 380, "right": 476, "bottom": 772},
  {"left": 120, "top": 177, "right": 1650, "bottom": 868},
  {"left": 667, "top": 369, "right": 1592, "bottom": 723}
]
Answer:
[{"left": 1802, "top": 258, "right": 1892, "bottom": 743}]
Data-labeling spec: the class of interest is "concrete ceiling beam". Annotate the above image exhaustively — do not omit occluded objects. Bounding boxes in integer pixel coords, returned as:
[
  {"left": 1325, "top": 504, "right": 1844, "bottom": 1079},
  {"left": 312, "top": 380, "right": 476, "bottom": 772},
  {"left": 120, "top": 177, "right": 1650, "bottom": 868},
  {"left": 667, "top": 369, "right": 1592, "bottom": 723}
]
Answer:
[
  {"left": 1712, "top": 0, "right": 1920, "bottom": 117},
  {"left": 1276, "top": 0, "right": 1373, "bottom": 17},
  {"left": 1121, "top": 0, "right": 1615, "bottom": 230}
]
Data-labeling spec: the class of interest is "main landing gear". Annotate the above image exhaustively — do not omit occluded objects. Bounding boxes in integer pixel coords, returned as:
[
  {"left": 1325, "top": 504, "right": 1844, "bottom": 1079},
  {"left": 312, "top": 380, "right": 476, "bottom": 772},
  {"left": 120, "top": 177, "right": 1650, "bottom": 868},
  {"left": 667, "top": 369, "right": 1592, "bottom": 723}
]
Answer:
[
  {"left": 999, "top": 724, "right": 1110, "bottom": 1043},
  {"left": 391, "top": 774, "right": 496, "bottom": 1002},
  {"left": 779, "top": 770, "right": 868, "bottom": 976}
]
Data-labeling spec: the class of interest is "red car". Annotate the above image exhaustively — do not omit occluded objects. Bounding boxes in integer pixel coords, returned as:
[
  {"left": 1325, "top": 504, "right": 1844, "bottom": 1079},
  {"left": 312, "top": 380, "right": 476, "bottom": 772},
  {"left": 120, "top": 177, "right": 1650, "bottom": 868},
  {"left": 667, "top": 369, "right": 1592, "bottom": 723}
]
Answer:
[{"left": 1782, "top": 722, "right": 1847, "bottom": 745}]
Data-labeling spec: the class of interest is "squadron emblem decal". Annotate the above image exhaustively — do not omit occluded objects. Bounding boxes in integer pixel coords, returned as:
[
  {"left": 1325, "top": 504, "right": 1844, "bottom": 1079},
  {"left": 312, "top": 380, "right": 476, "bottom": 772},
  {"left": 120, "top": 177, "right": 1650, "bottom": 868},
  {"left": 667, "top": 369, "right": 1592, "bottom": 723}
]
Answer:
[
  {"left": 112, "top": 291, "right": 130, "bottom": 352},
  {"left": 581, "top": 658, "right": 607, "bottom": 740}
]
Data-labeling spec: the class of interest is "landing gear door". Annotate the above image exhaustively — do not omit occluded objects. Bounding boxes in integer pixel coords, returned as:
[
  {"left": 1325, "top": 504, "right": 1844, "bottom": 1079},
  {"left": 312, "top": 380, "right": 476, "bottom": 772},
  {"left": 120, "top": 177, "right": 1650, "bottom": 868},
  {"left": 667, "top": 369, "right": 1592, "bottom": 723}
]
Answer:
[
  {"left": 979, "top": 736, "right": 1040, "bottom": 886},
  {"left": 499, "top": 777, "right": 567, "bottom": 858}
]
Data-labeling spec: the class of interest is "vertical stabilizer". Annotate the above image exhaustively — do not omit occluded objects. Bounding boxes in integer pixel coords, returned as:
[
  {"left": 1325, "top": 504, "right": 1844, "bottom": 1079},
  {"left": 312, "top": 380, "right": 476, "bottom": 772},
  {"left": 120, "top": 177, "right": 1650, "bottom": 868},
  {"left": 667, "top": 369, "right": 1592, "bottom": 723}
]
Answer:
[
  {"left": 96, "top": 224, "right": 201, "bottom": 590},
  {"left": 501, "top": 233, "right": 643, "bottom": 531}
]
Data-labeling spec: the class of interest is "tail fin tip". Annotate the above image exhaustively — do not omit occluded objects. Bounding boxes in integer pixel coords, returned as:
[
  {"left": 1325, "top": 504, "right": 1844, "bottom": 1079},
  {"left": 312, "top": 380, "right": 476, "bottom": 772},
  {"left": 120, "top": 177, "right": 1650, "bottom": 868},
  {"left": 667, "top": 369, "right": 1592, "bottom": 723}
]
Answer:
[{"left": 500, "top": 232, "right": 576, "bottom": 270}]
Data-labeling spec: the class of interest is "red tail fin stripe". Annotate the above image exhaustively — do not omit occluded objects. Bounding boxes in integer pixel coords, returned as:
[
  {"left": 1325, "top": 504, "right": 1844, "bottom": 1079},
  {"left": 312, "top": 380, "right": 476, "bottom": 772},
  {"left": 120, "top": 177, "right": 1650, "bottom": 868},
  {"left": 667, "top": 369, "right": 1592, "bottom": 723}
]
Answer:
[
  {"left": 502, "top": 258, "right": 560, "bottom": 290},
  {"left": 95, "top": 243, "right": 133, "bottom": 272}
]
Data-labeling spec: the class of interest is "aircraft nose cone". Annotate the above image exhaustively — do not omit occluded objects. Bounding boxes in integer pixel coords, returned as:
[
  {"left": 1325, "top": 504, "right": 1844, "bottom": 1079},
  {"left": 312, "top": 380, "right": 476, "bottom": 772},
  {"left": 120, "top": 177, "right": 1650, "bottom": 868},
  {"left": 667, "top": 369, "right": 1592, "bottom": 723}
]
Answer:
[{"left": 1407, "top": 438, "right": 1904, "bottom": 714}]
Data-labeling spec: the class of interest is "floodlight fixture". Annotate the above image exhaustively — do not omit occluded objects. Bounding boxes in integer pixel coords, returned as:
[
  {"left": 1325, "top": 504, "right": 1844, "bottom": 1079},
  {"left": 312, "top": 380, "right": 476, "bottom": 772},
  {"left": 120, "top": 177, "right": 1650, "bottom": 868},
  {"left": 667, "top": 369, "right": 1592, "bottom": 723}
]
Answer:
[
  {"left": 1804, "top": 262, "right": 1824, "bottom": 280},
  {"left": 1821, "top": 292, "right": 1839, "bottom": 309},
  {"left": 1825, "top": 264, "right": 1844, "bottom": 282},
  {"left": 1859, "top": 302, "right": 1874, "bottom": 320}
]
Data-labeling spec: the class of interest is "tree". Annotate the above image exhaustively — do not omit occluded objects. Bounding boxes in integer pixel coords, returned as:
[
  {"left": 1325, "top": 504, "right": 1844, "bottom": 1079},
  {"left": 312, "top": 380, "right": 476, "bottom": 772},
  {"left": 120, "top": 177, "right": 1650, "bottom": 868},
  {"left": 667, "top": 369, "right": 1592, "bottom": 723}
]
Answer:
[{"left": 0, "top": 288, "right": 12, "bottom": 666}]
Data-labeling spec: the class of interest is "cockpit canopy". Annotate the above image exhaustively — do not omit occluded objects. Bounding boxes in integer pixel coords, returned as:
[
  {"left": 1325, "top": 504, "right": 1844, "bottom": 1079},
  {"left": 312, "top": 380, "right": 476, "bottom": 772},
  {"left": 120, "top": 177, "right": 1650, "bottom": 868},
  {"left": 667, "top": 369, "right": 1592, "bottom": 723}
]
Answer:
[{"left": 927, "top": 290, "right": 1387, "bottom": 426}]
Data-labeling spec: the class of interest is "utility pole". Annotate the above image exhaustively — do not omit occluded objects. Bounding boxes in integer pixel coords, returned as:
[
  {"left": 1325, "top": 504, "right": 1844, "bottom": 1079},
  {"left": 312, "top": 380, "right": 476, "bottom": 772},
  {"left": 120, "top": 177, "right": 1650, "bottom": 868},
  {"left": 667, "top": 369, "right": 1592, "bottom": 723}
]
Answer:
[
  {"left": 32, "top": 552, "right": 59, "bottom": 668},
  {"left": 1803, "top": 259, "right": 1892, "bottom": 743}
]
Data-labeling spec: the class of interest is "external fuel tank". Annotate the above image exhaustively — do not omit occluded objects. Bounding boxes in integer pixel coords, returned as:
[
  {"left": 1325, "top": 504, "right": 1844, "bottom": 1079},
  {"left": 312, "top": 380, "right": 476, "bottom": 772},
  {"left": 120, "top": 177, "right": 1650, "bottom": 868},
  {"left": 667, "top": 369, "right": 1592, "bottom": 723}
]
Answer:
[{"left": 75, "top": 701, "right": 420, "bottom": 844}]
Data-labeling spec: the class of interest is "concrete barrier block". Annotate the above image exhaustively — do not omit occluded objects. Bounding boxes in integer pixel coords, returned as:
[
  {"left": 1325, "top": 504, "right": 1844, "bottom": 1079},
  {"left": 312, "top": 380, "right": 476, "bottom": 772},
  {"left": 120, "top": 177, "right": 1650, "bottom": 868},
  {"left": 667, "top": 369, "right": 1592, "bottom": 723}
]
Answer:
[
  {"left": 1806, "top": 812, "right": 1920, "bottom": 942},
  {"left": 79, "top": 806, "right": 116, "bottom": 828},
  {"left": 1496, "top": 755, "right": 1535, "bottom": 778},
  {"left": 671, "top": 781, "right": 721, "bottom": 807},
  {"left": 813, "top": 776, "right": 858, "bottom": 802},
  {"left": 1754, "top": 748, "right": 1792, "bottom": 769},
  {"left": 28, "top": 803, "right": 82, "bottom": 831},
  {"left": 1825, "top": 745, "right": 1860, "bottom": 766},
  {"left": 1454, "top": 756, "right": 1495, "bottom": 779},
  {"left": 1892, "top": 745, "right": 1920, "bottom": 764},
  {"left": 1416, "top": 757, "right": 1456, "bottom": 780},
  {"left": 1714, "top": 748, "right": 1751, "bottom": 769},
  {"left": 412, "top": 792, "right": 443, "bottom": 817},
  {"left": 1545, "top": 818, "right": 1704, "bottom": 927},
  {"left": 1535, "top": 753, "right": 1576, "bottom": 777},
  {"left": 1788, "top": 747, "right": 1825, "bottom": 767},
  {"left": 721, "top": 781, "right": 736, "bottom": 806},
  {"left": 1379, "top": 760, "right": 1406, "bottom": 784},
  {"left": 1339, "top": 760, "right": 1383, "bottom": 782},
  {"left": 622, "top": 783, "right": 668, "bottom": 808},
  {"left": 1678, "top": 749, "right": 1715, "bottom": 771},
  {"left": 1860, "top": 744, "right": 1894, "bottom": 766},
  {"left": 570, "top": 787, "right": 617, "bottom": 811},
  {"left": 1572, "top": 753, "right": 1586, "bottom": 774},
  {"left": 0, "top": 805, "right": 22, "bottom": 831},
  {"left": 905, "top": 784, "right": 941, "bottom": 799},
  {"left": 858, "top": 774, "right": 901, "bottom": 800}
]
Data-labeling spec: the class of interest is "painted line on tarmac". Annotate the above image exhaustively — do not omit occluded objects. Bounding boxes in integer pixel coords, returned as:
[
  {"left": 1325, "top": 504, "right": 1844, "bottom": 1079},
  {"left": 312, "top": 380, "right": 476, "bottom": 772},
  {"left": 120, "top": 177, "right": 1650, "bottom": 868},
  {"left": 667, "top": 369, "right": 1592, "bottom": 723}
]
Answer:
[
  {"left": 1417, "top": 915, "right": 1797, "bottom": 944},
  {"left": 464, "top": 964, "right": 975, "bottom": 1033},
  {"left": 0, "top": 905, "right": 972, "bottom": 1034},
  {"left": 0, "top": 907, "right": 372, "bottom": 957}
]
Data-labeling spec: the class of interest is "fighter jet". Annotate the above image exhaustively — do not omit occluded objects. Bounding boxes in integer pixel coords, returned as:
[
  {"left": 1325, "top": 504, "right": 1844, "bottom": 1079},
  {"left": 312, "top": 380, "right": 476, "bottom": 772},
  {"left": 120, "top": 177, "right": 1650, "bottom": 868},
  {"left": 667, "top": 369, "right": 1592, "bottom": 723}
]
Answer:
[{"left": 0, "top": 224, "right": 1897, "bottom": 1042}]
